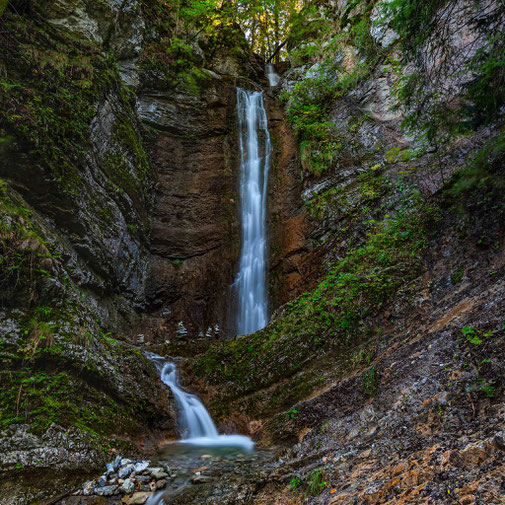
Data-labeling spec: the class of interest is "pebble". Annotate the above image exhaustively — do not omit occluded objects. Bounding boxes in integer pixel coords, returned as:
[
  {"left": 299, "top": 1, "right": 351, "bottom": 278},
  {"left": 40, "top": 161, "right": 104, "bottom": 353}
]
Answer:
[
  {"left": 82, "top": 481, "right": 94, "bottom": 496},
  {"left": 494, "top": 431, "right": 505, "bottom": 449},
  {"left": 192, "top": 466, "right": 209, "bottom": 474},
  {"left": 97, "top": 475, "right": 108, "bottom": 487},
  {"left": 192, "top": 475, "right": 212, "bottom": 484},
  {"left": 113, "top": 455, "right": 122, "bottom": 471}
]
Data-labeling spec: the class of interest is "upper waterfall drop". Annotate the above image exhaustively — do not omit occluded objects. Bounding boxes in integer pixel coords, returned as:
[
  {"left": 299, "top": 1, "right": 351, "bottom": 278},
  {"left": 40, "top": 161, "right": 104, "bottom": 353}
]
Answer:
[
  {"left": 266, "top": 64, "right": 280, "bottom": 86},
  {"left": 234, "top": 88, "right": 271, "bottom": 336}
]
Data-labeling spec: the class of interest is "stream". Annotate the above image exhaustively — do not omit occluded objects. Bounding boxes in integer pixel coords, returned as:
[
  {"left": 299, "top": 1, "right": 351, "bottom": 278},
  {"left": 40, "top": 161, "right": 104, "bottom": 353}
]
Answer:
[{"left": 145, "top": 354, "right": 263, "bottom": 505}]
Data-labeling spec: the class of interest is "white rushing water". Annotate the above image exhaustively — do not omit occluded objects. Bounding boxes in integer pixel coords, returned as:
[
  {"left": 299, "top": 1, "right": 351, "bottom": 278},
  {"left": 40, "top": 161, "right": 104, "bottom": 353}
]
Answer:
[
  {"left": 266, "top": 64, "right": 280, "bottom": 86},
  {"left": 148, "top": 353, "right": 254, "bottom": 451},
  {"left": 234, "top": 88, "right": 271, "bottom": 335}
]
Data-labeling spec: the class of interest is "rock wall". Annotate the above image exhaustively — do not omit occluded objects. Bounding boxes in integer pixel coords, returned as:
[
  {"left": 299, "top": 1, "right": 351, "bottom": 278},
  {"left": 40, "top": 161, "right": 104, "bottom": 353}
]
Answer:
[
  {"left": 0, "top": 2, "right": 308, "bottom": 502},
  {"left": 178, "top": 2, "right": 505, "bottom": 504}
]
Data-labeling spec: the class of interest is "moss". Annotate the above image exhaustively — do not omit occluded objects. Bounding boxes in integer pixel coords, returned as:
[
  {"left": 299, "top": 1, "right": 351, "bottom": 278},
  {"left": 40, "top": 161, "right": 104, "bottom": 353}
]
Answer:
[
  {"left": 0, "top": 308, "right": 159, "bottom": 444},
  {"left": 0, "top": 366, "right": 146, "bottom": 438},
  {"left": 0, "top": 179, "right": 55, "bottom": 307},
  {"left": 446, "top": 132, "right": 505, "bottom": 199},
  {"left": 305, "top": 171, "right": 390, "bottom": 228},
  {"left": 0, "top": 13, "right": 139, "bottom": 196},
  {"left": 195, "top": 190, "right": 438, "bottom": 408}
]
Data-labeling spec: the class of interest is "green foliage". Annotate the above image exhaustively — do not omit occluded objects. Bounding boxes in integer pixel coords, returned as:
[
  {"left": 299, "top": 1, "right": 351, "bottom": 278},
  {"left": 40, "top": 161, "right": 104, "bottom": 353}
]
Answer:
[
  {"left": 289, "top": 476, "right": 301, "bottom": 491},
  {"left": 380, "top": 0, "right": 448, "bottom": 53},
  {"left": 283, "top": 57, "right": 374, "bottom": 175},
  {"left": 196, "top": 190, "right": 437, "bottom": 399},
  {"left": 450, "top": 266, "right": 464, "bottom": 285},
  {"left": 381, "top": 0, "right": 505, "bottom": 142},
  {"left": 462, "top": 326, "right": 483, "bottom": 346},
  {"left": 353, "top": 346, "right": 375, "bottom": 369},
  {"left": 282, "top": 3, "right": 382, "bottom": 176},
  {"left": 306, "top": 469, "right": 326, "bottom": 496},
  {"left": 0, "top": 179, "right": 55, "bottom": 307},
  {"left": 287, "top": 408, "right": 298, "bottom": 418},
  {"left": 362, "top": 365, "right": 378, "bottom": 397},
  {"left": 0, "top": 368, "right": 138, "bottom": 436},
  {"left": 466, "top": 33, "right": 505, "bottom": 125},
  {"left": 446, "top": 132, "right": 505, "bottom": 199},
  {"left": 0, "top": 15, "right": 143, "bottom": 195}
]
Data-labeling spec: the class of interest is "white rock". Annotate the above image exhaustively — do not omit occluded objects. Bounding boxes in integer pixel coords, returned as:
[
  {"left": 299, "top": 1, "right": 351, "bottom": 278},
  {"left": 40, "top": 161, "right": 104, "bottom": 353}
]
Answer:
[
  {"left": 121, "top": 478, "right": 135, "bottom": 494},
  {"left": 134, "top": 461, "right": 150, "bottom": 473}
]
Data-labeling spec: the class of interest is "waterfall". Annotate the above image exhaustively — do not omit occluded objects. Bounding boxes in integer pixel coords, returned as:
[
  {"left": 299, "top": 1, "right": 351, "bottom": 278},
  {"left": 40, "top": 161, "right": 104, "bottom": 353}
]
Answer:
[
  {"left": 234, "top": 88, "right": 271, "bottom": 335},
  {"left": 159, "top": 361, "right": 218, "bottom": 439},
  {"left": 147, "top": 353, "right": 254, "bottom": 451},
  {"left": 266, "top": 64, "right": 280, "bottom": 86}
]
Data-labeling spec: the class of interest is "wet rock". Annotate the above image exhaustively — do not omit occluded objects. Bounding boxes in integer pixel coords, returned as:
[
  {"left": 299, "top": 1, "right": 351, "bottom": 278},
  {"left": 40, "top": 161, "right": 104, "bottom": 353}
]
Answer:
[
  {"left": 192, "top": 466, "right": 209, "bottom": 474},
  {"left": 136, "top": 475, "right": 150, "bottom": 483},
  {"left": 134, "top": 461, "right": 149, "bottom": 473},
  {"left": 191, "top": 475, "right": 212, "bottom": 484},
  {"left": 156, "top": 479, "right": 167, "bottom": 490},
  {"left": 121, "top": 478, "right": 135, "bottom": 494},
  {"left": 119, "top": 465, "right": 133, "bottom": 479},
  {"left": 83, "top": 481, "right": 94, "bottom": 496},
  {"left": 151, "top": 469, "right": 168, "bottom": 480},
  {"left": 176, "top": 322, "right": 188, "bottom": 338},
  {"left": 122, "top": 492, "right": 152, "bottom": 504},
  {"left": 95, "top": 485, "right": 118, "bottom": 496},
  {"left": 97, "top": 475, "right": 108, "bottom": 487},
  {"left": 113, "top": 455, "right": 122, "bottom": 471}
]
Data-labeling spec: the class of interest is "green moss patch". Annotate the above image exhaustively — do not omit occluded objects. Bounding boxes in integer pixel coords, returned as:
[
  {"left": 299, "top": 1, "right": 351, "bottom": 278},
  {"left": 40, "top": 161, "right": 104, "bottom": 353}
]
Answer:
[{"left": 195, "top": 190, "right": 438, "bottom": 414}]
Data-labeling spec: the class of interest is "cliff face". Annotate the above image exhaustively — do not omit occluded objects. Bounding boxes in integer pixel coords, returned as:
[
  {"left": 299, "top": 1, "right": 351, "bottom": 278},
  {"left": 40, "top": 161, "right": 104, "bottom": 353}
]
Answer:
[
  {"left": 0, "top": 2, "right": 307, "bottom": 502},
  {"left": 180, "top": 1, "right": 505, "bottom": 504}
]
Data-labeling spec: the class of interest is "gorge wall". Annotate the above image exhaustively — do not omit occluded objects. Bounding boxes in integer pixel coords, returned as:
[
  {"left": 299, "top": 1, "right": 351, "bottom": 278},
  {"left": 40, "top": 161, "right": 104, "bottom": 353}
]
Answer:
[{"left": 0, "top": 2, "right": 309, "bottom": 502}]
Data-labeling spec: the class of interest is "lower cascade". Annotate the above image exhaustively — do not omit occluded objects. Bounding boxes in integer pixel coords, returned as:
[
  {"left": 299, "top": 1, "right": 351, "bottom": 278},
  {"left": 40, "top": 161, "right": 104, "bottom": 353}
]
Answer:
[
  {"left": 148, "top": 353, "right": 254, "bottom": 451},
  {"left": 234, "top": 88, "right": 272, "bottom": 335}
]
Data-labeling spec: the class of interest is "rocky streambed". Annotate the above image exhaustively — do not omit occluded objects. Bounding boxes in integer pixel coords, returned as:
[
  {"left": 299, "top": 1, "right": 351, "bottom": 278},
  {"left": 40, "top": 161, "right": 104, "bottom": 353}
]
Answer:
[{"left": 57, "top": 443, "right": 271, "bottom": 505}]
